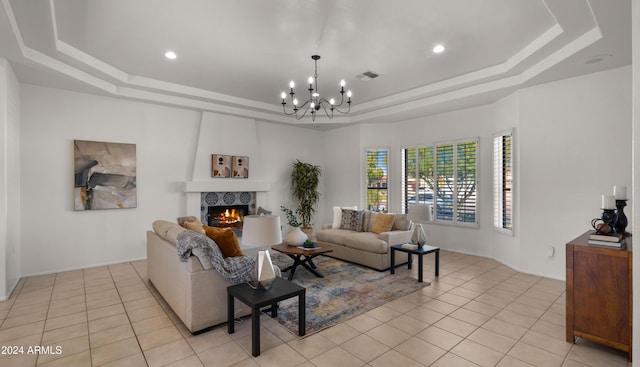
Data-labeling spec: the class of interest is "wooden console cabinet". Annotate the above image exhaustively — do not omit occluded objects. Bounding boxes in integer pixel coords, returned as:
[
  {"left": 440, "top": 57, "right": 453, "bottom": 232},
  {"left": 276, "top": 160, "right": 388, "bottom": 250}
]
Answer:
[{"left": 566, "top": 231, "right": 632, "bottom": 361}]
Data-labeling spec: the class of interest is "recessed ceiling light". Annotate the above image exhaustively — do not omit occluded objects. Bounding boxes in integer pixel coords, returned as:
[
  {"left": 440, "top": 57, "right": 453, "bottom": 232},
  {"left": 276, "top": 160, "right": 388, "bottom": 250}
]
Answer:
[
  {"left": 165, "top": 51, "right": 177, "bottom": 60},
  {"left": 433, "top": 44, "right": 445, "bottom": 54}
]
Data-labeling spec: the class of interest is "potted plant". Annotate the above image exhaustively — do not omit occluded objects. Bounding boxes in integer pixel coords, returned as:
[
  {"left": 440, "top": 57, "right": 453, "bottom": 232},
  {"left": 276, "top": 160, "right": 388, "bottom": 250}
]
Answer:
[
  {"left": 290, "top": 160, "right": 322, "bottom": 234},
  {"left": 280, "top": 206, "right": 307, "bottom": 246}
]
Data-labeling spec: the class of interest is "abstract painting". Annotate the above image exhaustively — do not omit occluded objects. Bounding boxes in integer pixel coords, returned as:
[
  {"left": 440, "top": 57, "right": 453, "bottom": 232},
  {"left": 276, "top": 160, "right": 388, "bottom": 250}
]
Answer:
[
  {"left": 74, "top": 140, "right": 137, "bottom": 210},
  {"left": 211, "top": 154, "right": 231, "bottom": 177},
  {"left": 232, "top": 156, "right": 249, "bottom": 178}
]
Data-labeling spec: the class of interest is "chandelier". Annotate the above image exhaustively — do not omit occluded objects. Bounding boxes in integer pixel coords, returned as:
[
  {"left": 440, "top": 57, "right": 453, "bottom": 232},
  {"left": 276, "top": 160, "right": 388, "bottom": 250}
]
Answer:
[{"left": 281, "top": 55, "right": 352, "bottom": 121}]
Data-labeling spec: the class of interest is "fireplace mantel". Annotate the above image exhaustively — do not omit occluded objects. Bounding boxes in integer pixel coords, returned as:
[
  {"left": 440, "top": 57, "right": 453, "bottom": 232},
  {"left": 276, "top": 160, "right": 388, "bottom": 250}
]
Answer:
[{"left": 184, "top": 181, "right": 270, "bottom": 193}]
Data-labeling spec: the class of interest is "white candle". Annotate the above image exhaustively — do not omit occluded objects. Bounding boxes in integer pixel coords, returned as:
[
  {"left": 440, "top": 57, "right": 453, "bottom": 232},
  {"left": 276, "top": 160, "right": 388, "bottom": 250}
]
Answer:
[
  {"left": 602, "top": 195, "right": 616, "bottom": 209},
  {"left": 614, "top": 185, "right": 627, "bottom": 200}
]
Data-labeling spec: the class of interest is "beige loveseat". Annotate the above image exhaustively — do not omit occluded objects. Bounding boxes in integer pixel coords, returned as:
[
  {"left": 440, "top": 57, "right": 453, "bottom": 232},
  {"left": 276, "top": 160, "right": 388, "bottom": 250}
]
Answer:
[
  {"left": 147, "top": 220, "right": 250, "bottom": 333},
  {"left": 315, "top": 210, "right": 414, "bottom": 271}
]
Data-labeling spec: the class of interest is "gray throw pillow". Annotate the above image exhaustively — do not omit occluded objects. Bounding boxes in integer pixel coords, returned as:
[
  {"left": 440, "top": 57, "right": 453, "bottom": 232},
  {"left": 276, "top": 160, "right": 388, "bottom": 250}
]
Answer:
[{"left": 340, "top": 209, "right": 364, "bottom": 231}]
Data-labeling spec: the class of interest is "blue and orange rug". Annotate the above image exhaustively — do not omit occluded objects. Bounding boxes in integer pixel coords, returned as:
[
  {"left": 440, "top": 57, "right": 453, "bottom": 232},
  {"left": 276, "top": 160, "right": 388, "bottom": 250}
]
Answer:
[{"left": 269, "top": 252, "right": 429, "bottom": 336}]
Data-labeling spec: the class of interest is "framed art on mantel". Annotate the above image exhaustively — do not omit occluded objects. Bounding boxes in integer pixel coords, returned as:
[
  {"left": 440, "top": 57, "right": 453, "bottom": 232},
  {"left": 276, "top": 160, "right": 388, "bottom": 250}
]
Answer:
[
  {"left": 232, "top": 156, "right": 249, "bottom": 178},
  {"left": 73, "top": 140, "right": 137, "bottom": 211},
  {"left": 212, "top": 154, "right": 231, "bottom": 177}
]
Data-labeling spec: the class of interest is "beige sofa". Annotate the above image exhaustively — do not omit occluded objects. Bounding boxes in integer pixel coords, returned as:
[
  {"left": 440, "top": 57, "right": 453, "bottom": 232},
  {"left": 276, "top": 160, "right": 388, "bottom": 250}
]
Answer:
[
  {"left": 147, "top": 220, "right": 250, "bottom": 333},
  {"left": 315, "top": 210, "right": 414, "bottom": 270}
]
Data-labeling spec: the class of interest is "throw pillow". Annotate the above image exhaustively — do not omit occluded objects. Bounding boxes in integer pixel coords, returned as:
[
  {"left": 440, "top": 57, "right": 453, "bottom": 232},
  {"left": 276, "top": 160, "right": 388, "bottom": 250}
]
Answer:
[
  {"left": 332, "top": 205, "right": 357, "bottom": 229},
  {"left": 204, "top": 226, "right": 244, "bottom": 257},
  {"left": 372, "top": 213, "right": 395, "bottom": 234},
  {"left": 182, "top": 220, "right": 205, "bottom": 234},
  {"left": 257, "top": 206, "right": 272, "bottom": 215},
  {"left": 340, "top": 209, "right": 364, "bottom": 231},
  {"left": 393, "top": 214, "right": 412, "bottom": 231}
]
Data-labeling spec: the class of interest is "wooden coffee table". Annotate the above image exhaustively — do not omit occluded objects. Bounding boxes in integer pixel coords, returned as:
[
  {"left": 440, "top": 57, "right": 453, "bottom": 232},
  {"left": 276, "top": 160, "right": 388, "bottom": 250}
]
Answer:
[{"left": 271, "top": 243, "right": 334, "bottom": 280}]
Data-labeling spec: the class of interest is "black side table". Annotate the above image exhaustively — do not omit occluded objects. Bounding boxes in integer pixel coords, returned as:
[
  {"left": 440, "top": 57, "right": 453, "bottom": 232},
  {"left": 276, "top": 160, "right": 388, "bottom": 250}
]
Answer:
[
  {"left": 227, "top": 277, "right": 305, "bottom": 357},
  {"left": 390, "top": 244, "right": 440, "bottom": 282}
]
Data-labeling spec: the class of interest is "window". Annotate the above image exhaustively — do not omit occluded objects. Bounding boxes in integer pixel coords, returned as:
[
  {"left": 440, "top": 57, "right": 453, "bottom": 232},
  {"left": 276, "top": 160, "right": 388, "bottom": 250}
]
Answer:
[
  {"left": 366, "top": 148, "right": 388, "bottom": 212},
  {"left": 402, "top": 139, "right": 478, "bottom": 225},
  {"left": 493, "top": 130, "right": 513, "bottom": 233}
]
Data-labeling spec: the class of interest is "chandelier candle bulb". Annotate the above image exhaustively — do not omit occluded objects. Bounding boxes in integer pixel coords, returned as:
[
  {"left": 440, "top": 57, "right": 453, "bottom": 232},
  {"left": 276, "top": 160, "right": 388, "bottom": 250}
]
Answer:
[
  {"left": 614, "top": 185, "right": 627, "bottom": 200},
  {"left": 290, "top": 81, "right": 295, "bottom": 88}
]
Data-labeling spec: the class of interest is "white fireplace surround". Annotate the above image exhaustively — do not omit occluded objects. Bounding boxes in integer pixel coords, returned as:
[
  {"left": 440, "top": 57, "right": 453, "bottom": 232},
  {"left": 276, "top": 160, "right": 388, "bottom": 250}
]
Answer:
[{"left": 184, "top": 181, "right": 270, "bottom": 223}]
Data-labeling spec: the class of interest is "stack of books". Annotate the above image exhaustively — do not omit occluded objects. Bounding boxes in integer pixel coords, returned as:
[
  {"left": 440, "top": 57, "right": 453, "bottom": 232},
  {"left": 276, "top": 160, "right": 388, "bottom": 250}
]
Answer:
[{"left": 588, "top": 233, "right": 625, "bottom": 248}]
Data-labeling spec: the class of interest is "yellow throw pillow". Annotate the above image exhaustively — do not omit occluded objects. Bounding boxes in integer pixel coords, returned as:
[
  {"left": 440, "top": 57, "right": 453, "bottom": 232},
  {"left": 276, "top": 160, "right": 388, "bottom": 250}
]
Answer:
[
  {"left": 181, "top": 220, "right": 205, "bottom": 234},
  {"left": 204, "top": 226, "right": 244, "bottom": 257},
  {"left": 372, "top": 213, "right": 395, "bottom": 234}
]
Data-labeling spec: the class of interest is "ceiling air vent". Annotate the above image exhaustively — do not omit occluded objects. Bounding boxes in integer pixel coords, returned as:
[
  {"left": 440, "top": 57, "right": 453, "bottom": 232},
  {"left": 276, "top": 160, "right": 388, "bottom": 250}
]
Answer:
[{"left": 356, "top": 71, "right": 380, "bottom": 80}]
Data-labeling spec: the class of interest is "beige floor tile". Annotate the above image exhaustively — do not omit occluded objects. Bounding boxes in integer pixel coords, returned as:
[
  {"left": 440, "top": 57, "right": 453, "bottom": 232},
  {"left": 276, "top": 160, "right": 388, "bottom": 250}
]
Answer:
[
  {"left": 1, "top": 309, "right": 48, "bottom": 328},
  {"left": 461, "top": 300, "right": 502, "bottom": 317},
  {"left": 131, "top": 314, "right": 175, "bottom": 335},
  {"left": 466, "top": 327, "right": 516, "bottom": 354},
  {"left": 520, "top": 330, "right": 572, "bottom": 357},
  {"left": 384, "top": 298, "right": 418, "bottom": 313},
  {"left": 47, "top": 303, "right": 87, "bottom": 319},
  {"left": 44, "top": 311, "right": 87, "bottom": 331},
  {"left": 6, "top": 301, "right": 49, "bottom": 318},
  {"left": 101, "top": 353, "right": 148, "bottom": 367},
  {"left": 310, "top": 346, "right": 365, "bottom": 367},
  {"left": 385, "top": 314, "right": 429, "bottom": 335},
  {"left": 344, "top": 313, "right": 383, "bottom": 333},
  {"left": 198, "top": 340, "right": 248, "bottom": 367},
  {"left": 496, "top": 355, "right": 537, "bottom": 367},
  {"left": 449, "top": 308, "right": 491, "bottom": 327},
  {"left": 186, "top": 327, "right": 234, "bottom": 354},
  {"left": 436, "top": 293, "right": 472, "bottom": 307},
  {"left": 370, "top": 349, "right": 426, "bottom": 367},
  {"left": 88, "top": 303, "right": 126, "bottom": 321},
  {"left": 286, "top": 333, "right": 335, "bottom": 359},
  {"left": 42, "top": 322, "right": 88, "bottom": 344},
  {"left": 451, "top": 339, "right": 504, "bottom": 367},
  {"left": 507, "top": 341, "right": 564, "bottom": 367},
  {"left": 566, "top": 339, "right": 629, "bottom": 367},
  {"left": 165, "top": 355, "right": 205, "bottom": 367},
  {"left": 404, "top": 306, "right": 446, "bottom": 324},
  {"left": 341, "top": 334, "right": 389, "bottom": 362},
  {"left": 124, "top": 296, "right": 159, "bottom": 312},
  {"left": 236, "top": 328, "right": 284, "bottom": 356},
  {"left": 89, "top": 313, "right": 131, "bottom": 334},
  {"left": 415, "top": 325, "right": 464, "bottom": 351},
  {"left": 394, "top": 337, "right": 447, "bottom": 365},
  {"left": 530, "top": 319, "right": 566, "bottom": 340},
  {"left": 433, "top": 316, "right": 477, "bottom": 338},
  {"left": 253, "top": 343, "right": 307, "bottom": 367},
  {"left": 365, "top": 305, "right": 402, "bottom": 322},
  {"left": 318, "top": 322, "right": 361, "bottom": 344},
  {"left": 137, "top": 325, "right": 184, "bottom": 351},
  {"left": 481, "top": 318, "right": 528, "bottom": 340},
  {"left": 37, "top": 350, "right": 91, "bottom": 367},
  {"left": 423, "top": 299, "right": 459, "bottom": 314},
  {"left": 91, "top": 337, "right": 141, "bottom": 366},
  {"left": 0, "top": 320, "right": 45, "bottom": 343},
  {"left": 90, "top": 324, "right": 136, "bottom": 348},
  {"left": 37, "top": 335, "right": 90, "bottom": 365},
  {"left": 145, "top": 339, "right": 195, "bottom": 367},
  {"left": 0, "top": 353, "right": 39, "bottom": 367},
  {"left": 431, "top": 352, "right": 481, "bottom": 367},
  {"left": 126, "top": 304, "right": 166, "bottom": 322},
  {"left": 365, "top": 323, "right": 411, "bottom": 348}
]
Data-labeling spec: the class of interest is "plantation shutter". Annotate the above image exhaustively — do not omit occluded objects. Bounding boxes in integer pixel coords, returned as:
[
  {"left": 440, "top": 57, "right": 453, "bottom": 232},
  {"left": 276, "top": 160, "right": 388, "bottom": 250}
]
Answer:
[
  {"left": 456, "top": 141, "right": 477, "bottom": 223},
  {"left": 493, "top": 131, "right": 513, "bottom": 231},
  {"left": 435, "top": 144, "right": 454, "bottom": 220}
]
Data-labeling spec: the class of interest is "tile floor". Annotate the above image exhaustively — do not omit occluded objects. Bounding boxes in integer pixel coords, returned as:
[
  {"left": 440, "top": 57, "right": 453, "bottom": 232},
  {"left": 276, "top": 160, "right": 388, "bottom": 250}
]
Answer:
[{"left": 0, "top": 250, "right": 631, "bottom": 367}]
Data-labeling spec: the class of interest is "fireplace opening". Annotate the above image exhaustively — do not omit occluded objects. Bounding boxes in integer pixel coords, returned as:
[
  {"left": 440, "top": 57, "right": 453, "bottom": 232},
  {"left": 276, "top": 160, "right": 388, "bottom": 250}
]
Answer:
[{"left": 207, "top": 205, "right": 250, "bottom": 230}]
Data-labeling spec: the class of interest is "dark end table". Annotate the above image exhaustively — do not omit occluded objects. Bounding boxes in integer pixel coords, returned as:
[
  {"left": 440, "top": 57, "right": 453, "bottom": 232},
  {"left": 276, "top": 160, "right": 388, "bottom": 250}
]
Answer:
[
  {"left": 227, "top": 277, "right": 305, "bottom": 357},
  {"left": 390, "top": 243, "right": 440, "bottom": 282}
]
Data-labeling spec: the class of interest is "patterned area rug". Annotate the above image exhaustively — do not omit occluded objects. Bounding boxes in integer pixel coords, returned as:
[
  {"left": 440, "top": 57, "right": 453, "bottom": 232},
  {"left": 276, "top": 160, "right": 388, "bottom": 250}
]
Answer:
[{"left": 269, "top": 252, "right": 429, "bottom": 336}]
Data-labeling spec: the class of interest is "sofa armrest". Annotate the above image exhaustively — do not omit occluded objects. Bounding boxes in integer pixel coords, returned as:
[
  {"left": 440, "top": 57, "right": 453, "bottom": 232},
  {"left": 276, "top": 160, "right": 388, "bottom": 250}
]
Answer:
[{"left": 378, "top": 229, "right": 413, "bottom": 246}]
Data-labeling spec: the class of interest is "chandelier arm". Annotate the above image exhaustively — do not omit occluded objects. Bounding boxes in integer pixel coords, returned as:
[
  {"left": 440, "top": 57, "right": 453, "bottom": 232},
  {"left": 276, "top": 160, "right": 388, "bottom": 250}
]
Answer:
[
  {"left": 318, "top": 102, "right": 334, "bottom": 119},
  {"left": 332, "top": 101, "right": 351, "bottom": 114}
]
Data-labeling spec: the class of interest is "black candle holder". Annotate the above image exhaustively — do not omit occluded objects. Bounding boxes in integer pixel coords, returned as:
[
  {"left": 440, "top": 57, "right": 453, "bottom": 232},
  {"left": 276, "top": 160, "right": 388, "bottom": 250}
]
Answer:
[{"left": 614, "top": 199, "right": 630, "bottom": 235}]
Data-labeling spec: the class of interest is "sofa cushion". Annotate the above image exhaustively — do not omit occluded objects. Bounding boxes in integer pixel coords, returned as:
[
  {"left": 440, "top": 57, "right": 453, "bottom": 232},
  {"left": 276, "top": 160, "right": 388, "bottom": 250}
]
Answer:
[
  {"left": 372, "top": 213, "right": 395, "bottom": 234},
  {"left": 364, "top": 211, "right": 377, "bottom": 232},
  {"left": 343, "top": 232, "right": 388, "bottom": 254},
  {"left": 152, "top": 220, "right": 186, "bottom": 245},
  {"left": 332, "top": 206, "right": 358, "bottom": 229},
  {"left": 393, "top": 213, "right": 411, "bottom": 231},
  {"left": 182, "top": 220, "right": 206, "bottom": 234},
  {"left": 316, "top": 228, "right": 350, "bottom": 245},
  {"left": 204, "top": 226, "right": 244, "bottom": 257},
  {"left": 340, "top": 209, "right": 364, "bottom": 231}
]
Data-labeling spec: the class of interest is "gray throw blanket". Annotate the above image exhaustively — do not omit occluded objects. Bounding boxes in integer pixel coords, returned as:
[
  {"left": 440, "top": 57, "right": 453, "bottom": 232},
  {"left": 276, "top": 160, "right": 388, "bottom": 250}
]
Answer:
[{"left": 176, "top": 230, "right": 255, "bottom": 285}]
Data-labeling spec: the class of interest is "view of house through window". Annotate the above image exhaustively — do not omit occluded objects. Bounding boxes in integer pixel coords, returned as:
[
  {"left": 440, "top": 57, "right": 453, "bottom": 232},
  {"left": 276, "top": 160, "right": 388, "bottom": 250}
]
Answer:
[
  {"left": 493, "top": 130, "right": 513, "bottom": 232},
  {"left": 402, "top": 139, "right": 478, "bottom": 225},
  {"left": 366, "top": 148, "right": 388, "bottom": 212}
]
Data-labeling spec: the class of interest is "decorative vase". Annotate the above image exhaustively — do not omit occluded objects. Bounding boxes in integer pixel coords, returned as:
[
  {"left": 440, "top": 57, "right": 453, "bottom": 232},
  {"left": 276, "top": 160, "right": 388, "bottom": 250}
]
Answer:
[{"left": 285, "top": 226, "right": 308, "bottom": 246}]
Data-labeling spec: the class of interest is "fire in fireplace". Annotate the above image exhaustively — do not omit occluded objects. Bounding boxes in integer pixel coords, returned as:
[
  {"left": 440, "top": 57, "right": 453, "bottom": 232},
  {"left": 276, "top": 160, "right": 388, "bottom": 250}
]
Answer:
[{"left": 207, "top": 205, "right": 249, "bottom": 229}]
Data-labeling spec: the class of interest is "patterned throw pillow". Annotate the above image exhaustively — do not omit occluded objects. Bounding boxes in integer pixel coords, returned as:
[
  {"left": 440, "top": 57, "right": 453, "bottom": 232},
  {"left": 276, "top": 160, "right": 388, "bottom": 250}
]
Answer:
[{"left": 340, "top": 209, "right": 364, "bottom": 231}]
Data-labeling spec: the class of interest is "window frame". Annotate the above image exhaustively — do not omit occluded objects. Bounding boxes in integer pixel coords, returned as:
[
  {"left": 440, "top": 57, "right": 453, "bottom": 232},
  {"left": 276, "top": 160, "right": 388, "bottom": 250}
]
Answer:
[
  {"left": 401, "top": 137, "right": 479, "bottom": 228},
  {"left": 493, "top": 129, "right": 514, "bottom": 235},
  {"left": 365, "top": 147, "right": 390, "bottom": 213}
]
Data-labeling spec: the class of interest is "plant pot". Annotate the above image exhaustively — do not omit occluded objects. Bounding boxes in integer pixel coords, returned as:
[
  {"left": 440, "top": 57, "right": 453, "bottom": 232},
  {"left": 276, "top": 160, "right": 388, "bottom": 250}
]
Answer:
[{"left": 285, "top": 226, "right": 308, "bottom": 246}]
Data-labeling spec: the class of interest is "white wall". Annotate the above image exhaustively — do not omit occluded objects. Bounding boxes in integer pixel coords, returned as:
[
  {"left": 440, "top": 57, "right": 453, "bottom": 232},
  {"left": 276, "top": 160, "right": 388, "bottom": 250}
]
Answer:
[
  {"left": 0, "top": 59, "right": 20, "bottom": 300},
  {"left": 17, "top": 85, "right": 326, "bottom": 280},
  {"left": 518, "top": 66, "right": 632, "bottom": 279},
  {"left": 322, "top": 66, "right": 632, "bottom": 280}
]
